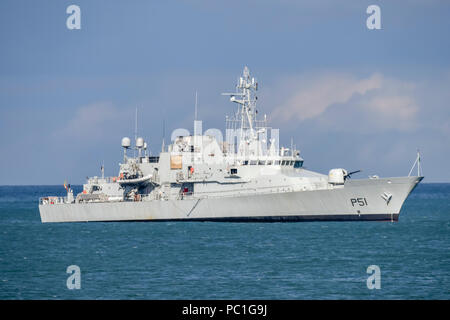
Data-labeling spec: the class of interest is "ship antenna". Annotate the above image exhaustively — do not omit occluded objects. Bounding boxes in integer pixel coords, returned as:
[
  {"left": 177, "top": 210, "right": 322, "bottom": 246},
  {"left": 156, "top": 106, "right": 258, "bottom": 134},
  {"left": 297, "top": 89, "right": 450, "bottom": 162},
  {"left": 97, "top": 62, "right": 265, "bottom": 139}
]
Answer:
[
  {"left": 195, "top": 90, "right": 198, "bottom": 121},
  {"left": 291, "top": 137, "right": 294, "bottom": 157},
  {"left": 135, "top": 107, "right": 138, "bottom": 141},
  {"left": 134, "top": 107, "right": 138, "bottom": 158},
  {"left": 221, "top": 66, "right": 259, "bottom": 152},
  {"left": 161, "top": 118, "right": 166, "bottom": 152},
  {"left": 417, "top": 149, "right": 421, "bottom": 176},
  {"left": 408, "top": 149, "right": 422, "bottom": 177}
]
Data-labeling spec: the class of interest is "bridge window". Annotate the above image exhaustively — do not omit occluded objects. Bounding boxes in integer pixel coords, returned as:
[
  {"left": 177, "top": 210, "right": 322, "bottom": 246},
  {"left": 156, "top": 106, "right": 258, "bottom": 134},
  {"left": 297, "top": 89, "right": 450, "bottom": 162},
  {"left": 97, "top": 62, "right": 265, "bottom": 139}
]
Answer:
[
  {"left": 250, "top": 160, "right": 257, "bottom": 165},
  {"left": 294, "top": 160, "right": 304, "bottom": 168},
  {"left": 267, "top": 160, "right": 272, "bottom": 165},
  {"left": 230, "top": 168, "right": 238, "bottom": 175}
]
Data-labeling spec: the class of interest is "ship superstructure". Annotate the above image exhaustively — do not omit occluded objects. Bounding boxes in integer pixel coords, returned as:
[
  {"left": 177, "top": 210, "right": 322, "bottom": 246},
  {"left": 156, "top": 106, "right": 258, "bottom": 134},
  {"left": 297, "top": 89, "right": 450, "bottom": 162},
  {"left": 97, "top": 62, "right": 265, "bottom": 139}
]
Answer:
[{"left": 39, "top": 67, "right": 423, "bottom": 222}]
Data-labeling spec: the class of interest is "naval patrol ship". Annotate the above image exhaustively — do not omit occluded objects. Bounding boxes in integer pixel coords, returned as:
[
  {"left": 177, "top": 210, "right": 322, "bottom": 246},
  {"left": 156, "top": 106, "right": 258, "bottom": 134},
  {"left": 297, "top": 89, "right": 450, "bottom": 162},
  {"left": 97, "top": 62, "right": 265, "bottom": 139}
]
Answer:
[{"left": 39, "top": 67, "right": 423, "bottom": 223}]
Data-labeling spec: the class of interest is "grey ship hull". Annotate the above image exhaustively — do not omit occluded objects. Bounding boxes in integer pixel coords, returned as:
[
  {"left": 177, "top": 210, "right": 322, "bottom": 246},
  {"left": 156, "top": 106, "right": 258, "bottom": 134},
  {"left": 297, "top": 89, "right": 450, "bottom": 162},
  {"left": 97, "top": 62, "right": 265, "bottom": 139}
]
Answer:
[{"left": 39, "top": 176, "right": 422, "bottom": 223}]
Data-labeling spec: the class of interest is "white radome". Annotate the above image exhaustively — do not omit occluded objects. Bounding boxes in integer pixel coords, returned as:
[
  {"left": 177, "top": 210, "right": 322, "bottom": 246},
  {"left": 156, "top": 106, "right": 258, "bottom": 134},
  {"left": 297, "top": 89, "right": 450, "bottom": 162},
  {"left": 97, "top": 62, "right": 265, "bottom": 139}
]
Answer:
[
  {"left": 136, "top": 137, "right": 144, "bottom": 148},
  {"left": 121, "top": 137, "right": 131, "bottom": 148}
]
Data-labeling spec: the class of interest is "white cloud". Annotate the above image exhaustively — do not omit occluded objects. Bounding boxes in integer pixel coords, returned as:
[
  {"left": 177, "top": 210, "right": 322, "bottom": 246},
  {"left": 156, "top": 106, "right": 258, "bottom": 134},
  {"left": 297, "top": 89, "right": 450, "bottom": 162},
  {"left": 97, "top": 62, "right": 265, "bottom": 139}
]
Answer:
[
  {"left": 267, "top": 72, "right": 419, "bottom": 132},
  {"left": 270, "top": 73, "right": 383, "bottom": 122},
  {"left": 361, "top": 95, "right": 418, "bottom": 131}
]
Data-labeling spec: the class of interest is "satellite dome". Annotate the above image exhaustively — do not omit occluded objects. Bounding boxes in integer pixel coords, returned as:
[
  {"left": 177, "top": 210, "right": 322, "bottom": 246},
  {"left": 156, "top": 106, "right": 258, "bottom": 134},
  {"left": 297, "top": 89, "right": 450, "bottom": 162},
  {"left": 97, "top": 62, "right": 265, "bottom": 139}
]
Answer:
[
  {"left": 136, "top": 137, "right": 144, "bottom": 148},
  {"left": 121, "top": 137, "right": 131, "bottom": 148}
]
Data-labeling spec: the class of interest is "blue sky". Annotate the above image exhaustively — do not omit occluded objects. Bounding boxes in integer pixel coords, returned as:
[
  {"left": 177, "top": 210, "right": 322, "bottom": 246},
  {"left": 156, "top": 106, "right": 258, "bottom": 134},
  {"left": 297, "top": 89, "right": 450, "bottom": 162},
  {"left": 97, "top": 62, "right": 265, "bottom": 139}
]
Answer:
[{"left": 0, "top": 0, "right": 449, "bottom": 184}]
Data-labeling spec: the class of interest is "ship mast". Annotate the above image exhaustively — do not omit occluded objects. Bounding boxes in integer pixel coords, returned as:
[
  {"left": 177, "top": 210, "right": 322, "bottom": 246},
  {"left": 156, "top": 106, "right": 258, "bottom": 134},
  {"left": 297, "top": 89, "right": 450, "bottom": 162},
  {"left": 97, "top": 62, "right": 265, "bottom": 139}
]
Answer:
[{"left": 223, "top": 66, "right": 264, "bottom": 154}]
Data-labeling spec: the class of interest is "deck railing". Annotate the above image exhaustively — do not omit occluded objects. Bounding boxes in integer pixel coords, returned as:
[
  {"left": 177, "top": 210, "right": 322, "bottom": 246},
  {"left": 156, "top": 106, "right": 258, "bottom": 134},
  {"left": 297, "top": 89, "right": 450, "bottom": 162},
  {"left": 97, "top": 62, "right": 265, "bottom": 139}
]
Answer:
[
  {"left": 40, "top": 182, "right": 330, "bottom": 205},
  {"left": 39, "top": 196, "right": 68, "bottom": 205}
]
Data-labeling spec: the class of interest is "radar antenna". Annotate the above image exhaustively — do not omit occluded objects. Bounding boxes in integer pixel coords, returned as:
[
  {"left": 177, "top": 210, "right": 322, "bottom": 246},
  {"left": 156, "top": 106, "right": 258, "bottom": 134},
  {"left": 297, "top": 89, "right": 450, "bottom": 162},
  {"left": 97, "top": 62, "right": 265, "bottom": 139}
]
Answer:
[{"left": 222, "top": 66, "right": 264, "bottom": 149}]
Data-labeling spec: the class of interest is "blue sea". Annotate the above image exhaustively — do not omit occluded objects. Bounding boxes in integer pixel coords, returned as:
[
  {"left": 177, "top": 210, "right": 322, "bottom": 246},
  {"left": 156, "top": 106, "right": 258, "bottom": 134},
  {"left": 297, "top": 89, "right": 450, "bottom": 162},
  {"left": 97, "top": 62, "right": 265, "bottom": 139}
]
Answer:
[{"left": 0, "top": 184, "right": 448, "bottom": 300}]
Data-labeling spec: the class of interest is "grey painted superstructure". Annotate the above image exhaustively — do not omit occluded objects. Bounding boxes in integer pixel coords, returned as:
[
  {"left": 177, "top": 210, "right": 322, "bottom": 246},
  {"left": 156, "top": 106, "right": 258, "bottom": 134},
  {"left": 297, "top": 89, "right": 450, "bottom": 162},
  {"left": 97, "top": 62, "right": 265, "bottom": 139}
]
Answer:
[{"left": 39, "top": 67, "right": 423, "bottom": 223}]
